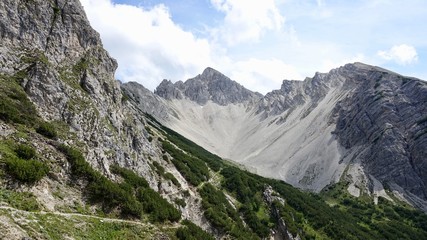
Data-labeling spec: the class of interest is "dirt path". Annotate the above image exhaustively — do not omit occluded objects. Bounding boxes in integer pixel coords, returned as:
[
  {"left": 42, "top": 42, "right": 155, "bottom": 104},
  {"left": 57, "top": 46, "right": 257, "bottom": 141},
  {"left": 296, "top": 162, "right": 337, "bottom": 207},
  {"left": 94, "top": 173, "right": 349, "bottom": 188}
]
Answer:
[{"left": 0, "top": 205, "right": 179, "bottom": 228}]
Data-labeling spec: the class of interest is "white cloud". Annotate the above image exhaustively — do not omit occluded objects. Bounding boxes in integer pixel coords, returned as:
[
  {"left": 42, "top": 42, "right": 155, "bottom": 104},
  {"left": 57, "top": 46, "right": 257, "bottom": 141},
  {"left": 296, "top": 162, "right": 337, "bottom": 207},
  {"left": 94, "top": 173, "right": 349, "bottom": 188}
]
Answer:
[
  {"left": 210, "top": 0, "right": 285, "bottom": 45},
  {"left": 78, "top": 0, "right": 427, "bottom": 94},
  {"left": 316, "top": 0, "right": 325, "bottom": 7},
  {"left": 320, "top": 53, "right": 366, "bottom": 73},
  {"left": 377, "top": 44, "right": 418, "bottom": 65},
  {"left": 79, "top": 0, "right": 298, "bottom": 94},
  {"left": 80, "top": 0, "right": 215, "bottom": 91},
  {"left": 224, "top": 58, "right": 303, "bottom": 94}
]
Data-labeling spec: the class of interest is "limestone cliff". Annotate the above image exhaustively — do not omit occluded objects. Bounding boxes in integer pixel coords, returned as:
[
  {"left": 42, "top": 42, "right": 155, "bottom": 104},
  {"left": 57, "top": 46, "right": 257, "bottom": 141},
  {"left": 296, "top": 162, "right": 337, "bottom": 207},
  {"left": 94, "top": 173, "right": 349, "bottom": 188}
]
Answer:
[{"left": 0, "top": 0, "right": 210, "bottom": 237}]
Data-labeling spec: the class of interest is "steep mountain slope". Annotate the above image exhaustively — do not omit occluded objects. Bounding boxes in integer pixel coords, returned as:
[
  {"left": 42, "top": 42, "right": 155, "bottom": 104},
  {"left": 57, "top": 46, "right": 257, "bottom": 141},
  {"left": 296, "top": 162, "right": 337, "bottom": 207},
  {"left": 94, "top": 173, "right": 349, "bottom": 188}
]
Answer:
[
  {"left": 0, "top": 0, "right": 209, "bottom": 237},
  {"left": 124, "top": 63, "right": 427, "bottom": 211}
]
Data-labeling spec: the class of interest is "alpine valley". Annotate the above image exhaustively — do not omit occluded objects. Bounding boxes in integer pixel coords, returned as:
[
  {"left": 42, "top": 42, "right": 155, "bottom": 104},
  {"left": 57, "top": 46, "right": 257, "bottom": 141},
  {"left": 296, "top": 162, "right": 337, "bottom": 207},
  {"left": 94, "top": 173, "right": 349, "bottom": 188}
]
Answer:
[{"left": 1, "top": 0, "right": 427, "bottom": 240}]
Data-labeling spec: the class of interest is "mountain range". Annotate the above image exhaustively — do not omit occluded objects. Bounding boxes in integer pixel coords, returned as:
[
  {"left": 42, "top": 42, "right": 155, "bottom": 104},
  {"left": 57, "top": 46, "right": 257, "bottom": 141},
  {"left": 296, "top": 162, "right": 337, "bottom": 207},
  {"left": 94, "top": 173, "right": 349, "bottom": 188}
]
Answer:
[
  {"left": 124, "top": 62, "right": 427, "bottom": 211},
  {"left": 1, "top": 0, "right": 427, "bottom": 239}
]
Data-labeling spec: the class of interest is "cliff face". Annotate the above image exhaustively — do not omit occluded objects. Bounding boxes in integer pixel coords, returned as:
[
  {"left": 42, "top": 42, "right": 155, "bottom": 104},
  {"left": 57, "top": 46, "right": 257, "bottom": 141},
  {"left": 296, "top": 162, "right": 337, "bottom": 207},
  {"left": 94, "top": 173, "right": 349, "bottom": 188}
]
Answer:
[
  {"left": 0, "top": 0, "right": 210, "bottom": 237},
  {"left": 1, "top": 0, "right": 147, "bottom": 179},
  {"left": 332, "top": 64, "right": 427, "bottom": 207}
]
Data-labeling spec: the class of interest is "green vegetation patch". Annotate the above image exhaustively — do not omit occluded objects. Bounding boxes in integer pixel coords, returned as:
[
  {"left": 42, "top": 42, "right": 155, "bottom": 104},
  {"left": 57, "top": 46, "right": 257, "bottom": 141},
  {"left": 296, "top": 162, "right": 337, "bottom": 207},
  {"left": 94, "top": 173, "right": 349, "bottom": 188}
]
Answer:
[
  {"left": 0, "top": 188, "right": 40, "bottom": 211},
  {"left": 176, "top": 219, "right": 215, "bottom": 240},
  {"left": 14, "top": 143, "right": 36, "bottom": 160},
  {"left": 0, "top": 141, "right": 49, "bottom": 184},
  {"left": 221, "top": 167, "right": 274, "bottom": 238},
  {"left": 136, "top": 187, "right": 181, "bottom": 222},
  {"left": 151, "top": 161, "right": 180, "bottom": 187},
  {"left": 3, "top": 210, "right": 161, "bottom": 240},
  {"left": 36, "top": 122, "right": 58, "bottom": 139},
  {"left": 57, "top": 145, "right": 181, "bottom": 222},
  {"left": 6, "top": 157, "right": 49, "bottom": 183},
  {"left": 156, "top": 120, "right": 223, "bottom": 172},
  {"left": 0, "top": 73, "right": 38, "bottom": 126},
  {"left": 162, "top": 141, "right": 209, "bottom": 186},
  {"left": 199, "top": 183, "right": 258, "bottom": 239}
]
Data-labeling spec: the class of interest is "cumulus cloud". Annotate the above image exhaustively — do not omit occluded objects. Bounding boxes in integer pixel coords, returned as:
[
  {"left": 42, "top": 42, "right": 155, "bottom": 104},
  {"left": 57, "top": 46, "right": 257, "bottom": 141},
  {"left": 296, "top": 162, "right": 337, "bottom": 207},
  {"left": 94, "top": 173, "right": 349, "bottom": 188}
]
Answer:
[
  {"left": 210, "top": 0, "right": 285, "bottom": 45},
  {"left": 225, "top": 58, "right": 303, "bottom": 94},
  {"left": 80, "top": 0, "right": 215, "bottom": 91},
  {"left": 377, "top": 44, "right": 418, "bottom": 65},
  {"left": 79, "top": 0, "right": 298, "bottom": 94}
]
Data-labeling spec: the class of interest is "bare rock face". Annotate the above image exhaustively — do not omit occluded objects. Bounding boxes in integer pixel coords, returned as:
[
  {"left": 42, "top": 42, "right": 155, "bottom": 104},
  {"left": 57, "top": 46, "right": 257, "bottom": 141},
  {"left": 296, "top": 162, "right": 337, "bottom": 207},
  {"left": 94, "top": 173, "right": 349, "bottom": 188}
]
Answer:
[
  {"left": 332, "top": 63, "right": 427, "bottom": 205},
  {"left": 155, "top": 67, "right": 262, "bottom": 106},
  {"left": 122, "top": 81, "right": 180, "bottom": 122}
]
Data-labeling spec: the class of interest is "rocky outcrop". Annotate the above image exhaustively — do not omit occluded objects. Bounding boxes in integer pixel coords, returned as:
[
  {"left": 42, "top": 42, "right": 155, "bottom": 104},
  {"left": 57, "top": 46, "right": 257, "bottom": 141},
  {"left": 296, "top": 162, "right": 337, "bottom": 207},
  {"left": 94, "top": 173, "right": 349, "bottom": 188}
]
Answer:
[
  {"left": 122, "top": 81, "right": 179, "bottom": 121},
  {"left": 257, "top": 69, "right": 343, "bottom": 119},
  {"left": 263, "top": 186, "right": 299, "bottom": 240},
  {"left": 155, "top": 67, "right": 262, "bottom": 105}
]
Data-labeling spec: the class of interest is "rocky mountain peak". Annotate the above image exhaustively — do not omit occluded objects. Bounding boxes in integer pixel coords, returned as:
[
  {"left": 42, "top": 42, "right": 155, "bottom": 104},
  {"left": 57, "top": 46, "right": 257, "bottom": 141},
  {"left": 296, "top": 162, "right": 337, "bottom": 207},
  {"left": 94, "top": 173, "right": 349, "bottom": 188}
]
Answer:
[
  {"left": 154, "top": 79, "right": 184, "bottom": 100},
  {"left": 155, "top": 67, "right": 262, "bottom": 106},
  {"left": 199, "top": 67, "right": 227, "bottom": 82}
]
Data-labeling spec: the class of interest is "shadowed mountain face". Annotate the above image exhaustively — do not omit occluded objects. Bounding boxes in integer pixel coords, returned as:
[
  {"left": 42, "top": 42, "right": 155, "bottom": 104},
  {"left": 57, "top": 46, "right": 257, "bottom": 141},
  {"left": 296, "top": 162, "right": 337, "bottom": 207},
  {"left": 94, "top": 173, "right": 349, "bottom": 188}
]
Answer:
[{"left": 123, "top": 63, "right": 427, "bottom": 210}]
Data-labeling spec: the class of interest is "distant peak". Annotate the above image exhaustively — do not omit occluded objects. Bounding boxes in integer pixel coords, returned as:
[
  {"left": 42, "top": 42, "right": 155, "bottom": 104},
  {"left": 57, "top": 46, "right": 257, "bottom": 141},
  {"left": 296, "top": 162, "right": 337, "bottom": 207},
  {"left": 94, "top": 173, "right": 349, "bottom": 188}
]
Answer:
[
  {"left": 200, "top": 67, "right": 227, "bottom": 80},
  {"left": 202, "top": 67, "right": 221, "bottom": 74}
]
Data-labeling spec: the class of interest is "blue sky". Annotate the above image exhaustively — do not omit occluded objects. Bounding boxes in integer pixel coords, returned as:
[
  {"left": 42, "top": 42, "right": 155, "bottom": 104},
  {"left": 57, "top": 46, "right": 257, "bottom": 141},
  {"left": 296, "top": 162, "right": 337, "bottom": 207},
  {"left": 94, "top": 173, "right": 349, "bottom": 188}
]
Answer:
[{"left": 80, "top": 0, "right": 427, "bottom": 94}]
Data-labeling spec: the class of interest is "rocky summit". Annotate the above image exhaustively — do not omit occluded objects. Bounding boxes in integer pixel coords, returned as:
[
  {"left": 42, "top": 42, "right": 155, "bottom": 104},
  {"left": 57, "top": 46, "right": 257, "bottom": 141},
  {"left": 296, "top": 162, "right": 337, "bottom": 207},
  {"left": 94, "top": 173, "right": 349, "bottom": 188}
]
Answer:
[
  {"left": 125, "top": 62, "right": 427, "bottom": 211},
  {"left": 155, "top": 67, "right": 262, "bottom": 106},
  {"left": 1, "top": 0, "right": 427, "bottom": 239}
]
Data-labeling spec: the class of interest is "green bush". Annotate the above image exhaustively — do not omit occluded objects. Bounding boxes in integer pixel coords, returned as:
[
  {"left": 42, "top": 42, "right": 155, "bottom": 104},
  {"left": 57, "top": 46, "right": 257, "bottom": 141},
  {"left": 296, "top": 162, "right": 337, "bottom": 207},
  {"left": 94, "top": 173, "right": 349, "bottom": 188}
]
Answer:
[
  {"left": 199, "top": 183, "right": 245, "bottom": 235},
  {"left": 36, "top": 122, "right": 58, "bottom": 139},
  {"left": 164, "top": 172, "right": 181, "bottom": 187},
  {"left": 162, "top": 141, "right": 209, "bottom": 186},
  {"left": 137, "top": 188, "right": 181, "bottom": 222},
  {"left": 87, "top": 177, "right": 142, "bottom": 218},
  {"left": 176, "top": 220, "right": 215, "bottom": 240},
  {"left": 59, "top": 146, "right": 139, "bottom": 217},
  {"left": 14, "top": 144, "right": 36, "bottom": 160},
  {"left": 110, "top": 164, "right": 149, "bottom": 188},
  {"left": 110, "top": 164, "right": 181, "bottom": 222},
  {"left": 151, "top": 161, "right": 181, "bottom": 187},
  {"left": 174, "top": 198, "right": 186, "bottom": 208},
  {"left": 158, "top": 122, "right": 223, "bottom": 172},
  {"left": 0, "top": 75, "right": 38, "bottom": 126},
  {"left": 57, "top": 144, "right": 97, "bottom": 179},
  {"left": 58, "top": 145, "right": 143, "bottom": 217},
  {"left": 6, "top": 157, "right": 49, "bottom": 183}
]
